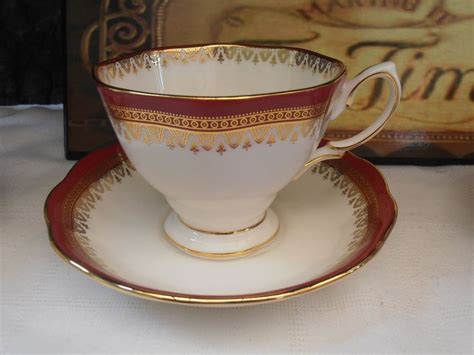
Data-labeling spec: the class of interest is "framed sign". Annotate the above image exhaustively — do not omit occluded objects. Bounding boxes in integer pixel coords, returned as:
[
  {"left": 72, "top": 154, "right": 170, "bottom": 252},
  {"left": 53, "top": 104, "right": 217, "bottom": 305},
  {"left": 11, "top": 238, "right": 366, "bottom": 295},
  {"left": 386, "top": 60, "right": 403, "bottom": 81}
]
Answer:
[{"left": 66, "top": 0, "right": 474, "bottom": 162}]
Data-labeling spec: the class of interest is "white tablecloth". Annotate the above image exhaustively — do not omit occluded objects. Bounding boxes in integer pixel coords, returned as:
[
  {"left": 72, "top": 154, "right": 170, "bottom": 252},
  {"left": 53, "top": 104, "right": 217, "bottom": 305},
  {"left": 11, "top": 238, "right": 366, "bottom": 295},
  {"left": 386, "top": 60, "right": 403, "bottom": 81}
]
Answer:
[{"left": 1, "top": 107, "right": 473, "bottom": 353}]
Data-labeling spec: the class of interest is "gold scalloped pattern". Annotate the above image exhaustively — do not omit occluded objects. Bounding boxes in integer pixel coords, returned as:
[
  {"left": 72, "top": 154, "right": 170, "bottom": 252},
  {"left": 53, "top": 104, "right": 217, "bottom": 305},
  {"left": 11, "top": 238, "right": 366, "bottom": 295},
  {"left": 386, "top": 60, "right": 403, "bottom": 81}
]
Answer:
[
  {"left": 311, "top": 163, "right": 370, "bottom": 252},
  {"left": 107, "top": 104, "right": 327, "bottom": 153},
  {"left": 111, "top": 118, "right": 321, "bottom": 153},
  {"left": 70, "top": 159, "right": 136, "bottom": 272},
  {"left": 98, "top": 46, "right": 342, "bottom": 82}
]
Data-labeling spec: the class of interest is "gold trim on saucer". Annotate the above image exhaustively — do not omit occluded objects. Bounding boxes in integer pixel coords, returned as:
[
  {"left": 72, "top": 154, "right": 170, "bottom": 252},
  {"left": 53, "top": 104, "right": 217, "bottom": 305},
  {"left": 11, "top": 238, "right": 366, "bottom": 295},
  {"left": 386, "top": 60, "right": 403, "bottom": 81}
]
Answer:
[
  {"left": 44, "top": 148, "right": 397, "bottom": 306},
  {"left": 311, "top": 163, "right": 371, "bottom": 254}
]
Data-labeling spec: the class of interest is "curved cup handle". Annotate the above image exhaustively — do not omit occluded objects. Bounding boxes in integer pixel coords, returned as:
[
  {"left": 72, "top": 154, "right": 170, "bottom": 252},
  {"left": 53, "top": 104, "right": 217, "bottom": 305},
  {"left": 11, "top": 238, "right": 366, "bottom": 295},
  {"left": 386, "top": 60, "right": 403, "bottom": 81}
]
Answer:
[{"left": 293, "top": 61, "right": 401, "bottom": 180}]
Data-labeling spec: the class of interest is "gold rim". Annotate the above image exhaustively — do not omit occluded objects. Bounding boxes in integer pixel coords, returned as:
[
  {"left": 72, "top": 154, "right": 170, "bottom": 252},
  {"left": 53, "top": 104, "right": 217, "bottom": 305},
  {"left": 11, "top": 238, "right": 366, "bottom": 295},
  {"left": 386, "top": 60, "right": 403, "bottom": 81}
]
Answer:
[
  {"left": 44, "top": 152, "right": 397, "bottom": 306},
  {"left": 164, "top": 226, "right": 278, "bottom": 260},
  {"left": 177, "top": 212, "right": 267, "bottom": 235},
  {"left": 92, "top": 43, "right": 347, "bottom": 100}
]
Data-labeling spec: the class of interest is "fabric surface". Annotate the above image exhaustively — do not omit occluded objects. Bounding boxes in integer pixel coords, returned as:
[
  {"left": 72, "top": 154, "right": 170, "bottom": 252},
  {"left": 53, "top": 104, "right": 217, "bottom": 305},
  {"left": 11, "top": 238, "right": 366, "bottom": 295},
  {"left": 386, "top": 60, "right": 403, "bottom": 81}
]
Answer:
[{"left": 1, "top": 107, "right": 473, "bottom": 353}]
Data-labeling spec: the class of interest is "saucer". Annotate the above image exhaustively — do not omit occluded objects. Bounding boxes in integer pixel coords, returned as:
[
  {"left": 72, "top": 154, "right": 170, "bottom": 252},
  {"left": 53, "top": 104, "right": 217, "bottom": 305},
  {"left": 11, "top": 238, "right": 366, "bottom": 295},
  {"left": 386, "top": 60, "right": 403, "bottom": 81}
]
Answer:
[{"left": 45, "top": 144, "right": 396, "bottom": 306}]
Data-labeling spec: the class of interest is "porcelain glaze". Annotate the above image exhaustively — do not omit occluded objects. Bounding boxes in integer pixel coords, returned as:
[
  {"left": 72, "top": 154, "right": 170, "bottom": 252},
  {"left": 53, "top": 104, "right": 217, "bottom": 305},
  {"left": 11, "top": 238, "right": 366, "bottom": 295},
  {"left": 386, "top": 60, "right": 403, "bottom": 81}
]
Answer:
[
  {"left": 94, "top": 44, "right": 401, "bottom": 257},
  {"left": 45, "top": 144, "right": 397, "bottom": 306}
]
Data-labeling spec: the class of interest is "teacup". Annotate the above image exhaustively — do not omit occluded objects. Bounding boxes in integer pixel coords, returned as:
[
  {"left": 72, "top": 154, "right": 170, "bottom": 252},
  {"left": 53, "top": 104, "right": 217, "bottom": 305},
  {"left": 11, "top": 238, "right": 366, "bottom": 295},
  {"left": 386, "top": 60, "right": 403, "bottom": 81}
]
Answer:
[{"left": 94, "top": 44, "right": 401, "bottom": 259}]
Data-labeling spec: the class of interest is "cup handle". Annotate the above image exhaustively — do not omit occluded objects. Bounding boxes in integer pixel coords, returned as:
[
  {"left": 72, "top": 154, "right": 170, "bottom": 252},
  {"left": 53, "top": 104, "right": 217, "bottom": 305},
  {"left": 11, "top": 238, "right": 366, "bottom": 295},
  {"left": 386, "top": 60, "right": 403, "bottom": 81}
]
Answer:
[{"left": 293, "top": 62, "right": 401, "bottom": 180}]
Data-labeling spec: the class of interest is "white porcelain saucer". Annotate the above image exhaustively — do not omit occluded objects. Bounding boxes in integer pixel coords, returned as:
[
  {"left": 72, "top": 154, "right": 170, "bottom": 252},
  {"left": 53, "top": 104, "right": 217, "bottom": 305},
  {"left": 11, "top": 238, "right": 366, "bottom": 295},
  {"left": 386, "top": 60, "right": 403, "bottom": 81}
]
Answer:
[{"left": 45, "top": 144, "right": 396, "bottom": 306}]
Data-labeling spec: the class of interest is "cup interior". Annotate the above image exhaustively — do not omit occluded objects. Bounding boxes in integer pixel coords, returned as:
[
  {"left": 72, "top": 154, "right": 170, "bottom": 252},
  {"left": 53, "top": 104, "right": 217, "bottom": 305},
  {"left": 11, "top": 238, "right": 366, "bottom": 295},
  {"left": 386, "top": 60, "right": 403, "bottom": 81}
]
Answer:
[{"left": 95, "top": 45, "right": 345, "bottom": 97}]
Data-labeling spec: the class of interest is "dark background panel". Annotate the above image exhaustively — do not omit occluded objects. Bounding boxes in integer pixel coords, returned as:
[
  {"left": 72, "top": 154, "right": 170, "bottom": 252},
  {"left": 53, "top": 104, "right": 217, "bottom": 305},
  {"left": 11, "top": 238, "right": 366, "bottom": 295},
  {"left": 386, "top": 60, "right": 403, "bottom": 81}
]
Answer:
[
  {"left": 0, "top": 0, "right": 63, "bottom": 105},
  {"left": 65, "top": 0, "right": 116, "bottom": 157}
]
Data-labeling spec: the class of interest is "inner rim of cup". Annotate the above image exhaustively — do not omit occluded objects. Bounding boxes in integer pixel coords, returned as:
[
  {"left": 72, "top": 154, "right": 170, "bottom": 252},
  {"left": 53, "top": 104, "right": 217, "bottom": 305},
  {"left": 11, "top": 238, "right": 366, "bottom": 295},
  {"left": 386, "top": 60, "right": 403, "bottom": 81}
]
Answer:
[{"left": 94, "top": 44, "right": 346, "bottom": 98}]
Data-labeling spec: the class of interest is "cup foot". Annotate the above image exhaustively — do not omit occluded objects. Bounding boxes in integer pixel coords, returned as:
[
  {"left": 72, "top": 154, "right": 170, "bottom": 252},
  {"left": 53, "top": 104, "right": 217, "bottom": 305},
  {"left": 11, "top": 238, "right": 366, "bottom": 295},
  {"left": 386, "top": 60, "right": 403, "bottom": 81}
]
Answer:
[{"left": 164, "top": 209, "right": 279, "bottom": 260}]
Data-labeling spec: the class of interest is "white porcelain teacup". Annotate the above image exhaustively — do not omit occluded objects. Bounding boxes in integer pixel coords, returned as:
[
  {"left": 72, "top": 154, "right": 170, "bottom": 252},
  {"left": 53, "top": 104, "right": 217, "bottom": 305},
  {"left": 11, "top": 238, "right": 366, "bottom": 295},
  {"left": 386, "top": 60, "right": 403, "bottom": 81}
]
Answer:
[{"left": 94, "top": 44, "right": 401, "bottom": 259}]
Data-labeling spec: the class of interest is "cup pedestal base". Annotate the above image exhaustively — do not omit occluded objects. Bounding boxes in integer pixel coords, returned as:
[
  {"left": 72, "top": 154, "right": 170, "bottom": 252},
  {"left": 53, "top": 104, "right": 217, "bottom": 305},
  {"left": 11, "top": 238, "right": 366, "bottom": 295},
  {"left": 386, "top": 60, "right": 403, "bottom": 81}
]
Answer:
[{"left": 164, "top": 209, "right": 279, "bottom": 260}]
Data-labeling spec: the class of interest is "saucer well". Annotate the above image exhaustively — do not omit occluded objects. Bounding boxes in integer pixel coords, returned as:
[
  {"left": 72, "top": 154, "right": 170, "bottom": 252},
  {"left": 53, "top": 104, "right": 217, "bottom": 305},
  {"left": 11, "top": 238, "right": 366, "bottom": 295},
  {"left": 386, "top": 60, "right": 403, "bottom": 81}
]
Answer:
[{"left": 45, "top": 144, "right": 396, "bottom": 306}]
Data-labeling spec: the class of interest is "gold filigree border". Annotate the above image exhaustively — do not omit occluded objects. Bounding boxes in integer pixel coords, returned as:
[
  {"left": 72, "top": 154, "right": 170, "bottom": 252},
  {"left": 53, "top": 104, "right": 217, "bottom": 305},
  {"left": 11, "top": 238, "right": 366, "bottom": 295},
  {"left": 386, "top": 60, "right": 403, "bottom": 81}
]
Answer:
[
  {"left": 60, "top": 155, "right": 135, "bottom": 272},
  {"left": 71, "top": 159, "right": 136, "bottom": 273},
  {"left": 108, "top": 104, "right": 325, "bottom": 131},
  {"left": 98, "top": 45, "right": 343, "bottom": 82},
  {"left": 111, "top": 118, "right": 320, "bottom": 153},
  {"left": 311, "top": 163, "right": 373, "bottom": 254},
  {"left": 107, "top": 104, "right": 326, "bottom": 153}
]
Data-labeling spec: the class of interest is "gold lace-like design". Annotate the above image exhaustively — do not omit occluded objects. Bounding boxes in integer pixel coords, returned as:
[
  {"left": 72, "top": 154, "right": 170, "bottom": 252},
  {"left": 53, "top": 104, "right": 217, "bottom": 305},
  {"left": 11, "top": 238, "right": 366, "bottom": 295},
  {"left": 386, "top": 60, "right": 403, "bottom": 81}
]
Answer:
[
  {"left": 107, "top": 104, "right": 326, "bottom": 153},
  {"left": 98, "top": 45, "right": 342, "bottom": 82}
]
